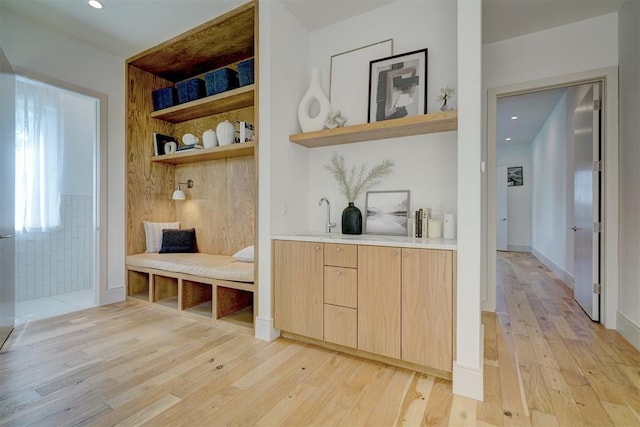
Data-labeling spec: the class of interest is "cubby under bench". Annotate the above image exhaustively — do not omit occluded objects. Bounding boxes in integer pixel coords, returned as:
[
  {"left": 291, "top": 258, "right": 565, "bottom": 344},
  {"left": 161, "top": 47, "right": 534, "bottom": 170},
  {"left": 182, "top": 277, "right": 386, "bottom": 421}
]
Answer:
[{"left": 126, "top": 253, "right": 254, "bottom": 333}]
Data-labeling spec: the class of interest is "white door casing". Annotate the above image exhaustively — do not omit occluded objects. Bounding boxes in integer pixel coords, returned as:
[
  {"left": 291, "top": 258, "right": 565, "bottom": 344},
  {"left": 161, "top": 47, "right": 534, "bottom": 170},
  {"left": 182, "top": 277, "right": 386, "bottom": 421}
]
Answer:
[
  {"left": 496, "top": 166, "right": 508, "bottom": 251},
  {"left": 0, "top": 47, "right": 15, "bottom": 348}
]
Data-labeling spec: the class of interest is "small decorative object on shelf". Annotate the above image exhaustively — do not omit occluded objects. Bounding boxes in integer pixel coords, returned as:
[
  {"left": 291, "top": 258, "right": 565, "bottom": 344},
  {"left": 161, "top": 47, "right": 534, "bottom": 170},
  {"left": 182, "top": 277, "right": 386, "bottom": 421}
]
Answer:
[
  {"left": 216, "top": 120, "right": 236, "bottom": 146},
  {"left": 182, "top": 133, "right": 199, "bottom": 145},
  {"left": 153, "top": 132, "right": 176, "bottom": 156},
  {"left": 325, "top": 111, "right": 347, "bottom": 129},
  {"left": 152, "top": 87, "right": 177, "bottom": 111},
  {"left": 298, "top": 66, "right": 331, "bottom": 133},
  {"left": 365, "top": 190, "right": 410, "bottom": 236},
  {"left": 202, "top": 129, "right": 218, "bottom": 148},
  {"left": 437, "top": 86, "right": 455, "bottom": 111},
  {"left": 236, "top": 121, "right": 254, "bottom": 143},
  {"left": 164, "top": 140, "right": 177, "bottom": 154},
  {"left": 204, "top": 68, "right": 239, "bottom": 96},
  {"left": 324, "top": 152, "right": 394, "bottom": 235},
  {"left": 443, "top": 213, "right": 456, "bottom": 239},
  {"left": 238, "top": 58, "right": 254, "bottom": 87}
]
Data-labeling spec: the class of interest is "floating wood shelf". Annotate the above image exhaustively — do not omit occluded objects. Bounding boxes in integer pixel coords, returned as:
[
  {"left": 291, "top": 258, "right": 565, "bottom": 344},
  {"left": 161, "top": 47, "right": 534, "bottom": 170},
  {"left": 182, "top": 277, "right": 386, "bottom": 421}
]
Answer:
[
  {"left": 151, "top": 141, "right": 255, "bottom": 165},
  {"left": 150, "top": 85, "right": 255, "bottom": 123},
  {"left": 289, "top": 111, "right": 458, "bottom": 148}
]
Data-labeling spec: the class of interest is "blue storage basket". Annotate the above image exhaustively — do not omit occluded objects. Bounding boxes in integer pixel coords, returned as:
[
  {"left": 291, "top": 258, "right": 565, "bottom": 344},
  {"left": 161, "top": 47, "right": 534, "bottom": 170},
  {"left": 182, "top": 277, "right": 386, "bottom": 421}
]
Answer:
[
  {"left": 176, "top": 78, "right": 206, "bottom": 104},
  {"left": 238, "top": 58, "right": 254, "bottom": 87},
  {"left": 152, "top": 87, "right": 177, "bottom": 111},
  {"left": 204, "top": 68, "right": 239, "bottom": 96}
]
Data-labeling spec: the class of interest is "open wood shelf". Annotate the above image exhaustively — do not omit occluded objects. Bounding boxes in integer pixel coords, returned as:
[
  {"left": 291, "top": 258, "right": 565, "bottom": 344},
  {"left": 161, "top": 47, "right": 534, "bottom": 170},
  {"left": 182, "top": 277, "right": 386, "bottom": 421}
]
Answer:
[
  {"left": 151, "top": 141, "right": 255, "bottom": 165},
  {"left": 289, "top": 110, "right": 458, "bottom": 148},
  {"left": 150, "top": 85, "right": 255, "bottom": 123}
]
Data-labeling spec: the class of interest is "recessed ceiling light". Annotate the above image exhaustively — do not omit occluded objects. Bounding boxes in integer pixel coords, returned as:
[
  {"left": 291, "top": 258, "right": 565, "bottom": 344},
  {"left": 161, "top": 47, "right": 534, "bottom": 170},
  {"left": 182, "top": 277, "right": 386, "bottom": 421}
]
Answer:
[
  {"left": 88, "top": 0, "right": 103, "bottom": 9},
  {"left": 505, "top": 137, "right": 512, "bottom": 141},
  {"left": 511, "top": 116, "right": 518, "bottom": 120}
]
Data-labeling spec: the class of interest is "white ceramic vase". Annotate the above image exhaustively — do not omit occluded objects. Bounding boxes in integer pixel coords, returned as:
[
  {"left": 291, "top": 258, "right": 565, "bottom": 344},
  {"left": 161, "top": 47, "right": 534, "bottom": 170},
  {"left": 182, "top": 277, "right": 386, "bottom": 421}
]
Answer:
[
  {"left": 216, "top": 120, "right": 235, "bottom": 146},
  {"left": 297, "top": 66, "right": 331, "bottom": 133},
  {"left": 164, "top": 141, "right": 177, "bottom": 154},
  {"left": 202, "top": 129, "right": 218, "bottom": 148}
]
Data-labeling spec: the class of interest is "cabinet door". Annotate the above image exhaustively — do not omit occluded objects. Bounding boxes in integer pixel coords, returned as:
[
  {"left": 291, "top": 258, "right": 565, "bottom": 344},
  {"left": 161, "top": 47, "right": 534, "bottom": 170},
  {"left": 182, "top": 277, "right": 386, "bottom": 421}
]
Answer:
[
  {"left": 402, "top": 248, "right": 453, "bottom": 372},
  {"left": 273, "top": 240, "right": 324, "bottom": 340},
  {"left": 358, "top": 245, "right": 401, "bottom": 359}
]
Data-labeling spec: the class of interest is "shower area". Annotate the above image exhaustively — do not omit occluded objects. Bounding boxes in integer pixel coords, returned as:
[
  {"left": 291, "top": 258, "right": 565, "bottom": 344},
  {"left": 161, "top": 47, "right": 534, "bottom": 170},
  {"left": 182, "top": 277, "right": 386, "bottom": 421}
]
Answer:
[{"left": 14, "top": 76, "right": 98, "bottom": 324}]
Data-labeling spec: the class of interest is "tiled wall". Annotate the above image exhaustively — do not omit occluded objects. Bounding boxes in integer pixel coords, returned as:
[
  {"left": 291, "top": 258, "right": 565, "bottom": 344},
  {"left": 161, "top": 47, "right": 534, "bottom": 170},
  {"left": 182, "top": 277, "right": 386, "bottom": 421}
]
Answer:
[{"left": 15, "top": 194, "right": 94, "bottom": 302}]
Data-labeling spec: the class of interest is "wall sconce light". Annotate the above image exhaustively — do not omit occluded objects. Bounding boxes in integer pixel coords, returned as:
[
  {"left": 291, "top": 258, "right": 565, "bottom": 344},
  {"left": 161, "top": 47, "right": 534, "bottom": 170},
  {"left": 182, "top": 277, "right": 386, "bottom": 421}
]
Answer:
[{"left": 172, "top": 179, "right": 193, "bottom": 200}]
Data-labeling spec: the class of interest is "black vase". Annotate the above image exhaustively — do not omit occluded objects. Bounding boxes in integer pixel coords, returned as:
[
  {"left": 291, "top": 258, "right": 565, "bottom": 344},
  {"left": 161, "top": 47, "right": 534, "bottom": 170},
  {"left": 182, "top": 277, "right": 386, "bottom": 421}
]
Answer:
[{"left": 342, "top": 202, "right": 362, "bottom": 235}]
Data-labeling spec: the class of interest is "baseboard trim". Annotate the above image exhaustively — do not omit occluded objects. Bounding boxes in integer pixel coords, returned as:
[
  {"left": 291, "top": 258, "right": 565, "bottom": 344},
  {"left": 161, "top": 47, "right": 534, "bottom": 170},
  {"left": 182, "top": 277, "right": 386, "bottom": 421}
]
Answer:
[
  {"left": 617, "top": 311, "right": 640, "bottom": 351},
  {"left": 452, "top": 362, "right": 484, "bottom": 401},
  {"left": 508, "top": 244, "right": 531, "bottom": 252},
  {"left": 255, "top": 316, "right": 280, "bottom": 341},
  {"left": 531, "top": 247, "right": 574, "bottom": 289}
]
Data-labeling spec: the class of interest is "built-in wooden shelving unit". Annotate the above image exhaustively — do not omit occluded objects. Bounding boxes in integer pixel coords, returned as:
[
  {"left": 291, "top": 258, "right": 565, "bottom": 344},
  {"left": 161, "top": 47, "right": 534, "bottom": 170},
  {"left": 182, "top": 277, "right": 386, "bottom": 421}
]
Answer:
[
  {"left": 150, "top": 85, "right": 255, "bottom": 123},
  {"left": 151, "top": 141, "right": 255, "bottom": 165},
  {"left": 289, "top": 110, "right": 458, "bottom": 148}
]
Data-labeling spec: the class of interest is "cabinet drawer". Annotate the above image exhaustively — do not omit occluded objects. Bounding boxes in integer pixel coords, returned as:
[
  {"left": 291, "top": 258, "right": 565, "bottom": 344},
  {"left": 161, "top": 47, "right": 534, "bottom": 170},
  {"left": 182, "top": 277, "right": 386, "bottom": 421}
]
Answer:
[
  {"left": 324, "top": 266, "right": 357, "bottom": 308},
  {"left": 324, "top": 304, "right": 357, "bottom": 348},
  {"left": 324, "top": 243, "right": 357, "bottom": 268}
]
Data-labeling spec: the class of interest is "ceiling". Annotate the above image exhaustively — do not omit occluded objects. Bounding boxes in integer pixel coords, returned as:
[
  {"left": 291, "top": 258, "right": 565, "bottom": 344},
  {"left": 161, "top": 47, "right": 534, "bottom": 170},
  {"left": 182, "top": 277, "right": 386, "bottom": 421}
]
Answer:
[
  {"left": 497, "top": 88, "right": 567, "bottom": 146},
  {"left": 1, "top": 0, "right": 624, "bottom": 59}
]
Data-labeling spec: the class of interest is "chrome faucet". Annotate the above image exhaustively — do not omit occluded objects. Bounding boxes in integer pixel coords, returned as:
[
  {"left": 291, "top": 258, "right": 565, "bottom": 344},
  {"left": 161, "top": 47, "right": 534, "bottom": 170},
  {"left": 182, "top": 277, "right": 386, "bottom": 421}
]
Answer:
[{"left": 318, "top": 197, "right": 337, "bottom": 233}]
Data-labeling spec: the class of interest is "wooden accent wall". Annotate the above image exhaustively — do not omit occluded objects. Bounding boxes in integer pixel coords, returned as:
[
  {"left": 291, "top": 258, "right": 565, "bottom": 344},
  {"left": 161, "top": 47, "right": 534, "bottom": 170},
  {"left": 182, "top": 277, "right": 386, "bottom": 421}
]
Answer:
[
  {"left": 126, "top": 65, "right": 176, "bottom": 255},
  {"left": 175, "top": 155, "right": 255, "bottom": 255}
]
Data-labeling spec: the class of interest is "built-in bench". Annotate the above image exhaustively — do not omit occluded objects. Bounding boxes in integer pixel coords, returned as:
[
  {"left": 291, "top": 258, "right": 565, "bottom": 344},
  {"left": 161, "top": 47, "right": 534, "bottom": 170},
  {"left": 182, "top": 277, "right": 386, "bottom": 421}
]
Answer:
[{"left": 126, "top": 253, "right": 254, "bottom": 332}]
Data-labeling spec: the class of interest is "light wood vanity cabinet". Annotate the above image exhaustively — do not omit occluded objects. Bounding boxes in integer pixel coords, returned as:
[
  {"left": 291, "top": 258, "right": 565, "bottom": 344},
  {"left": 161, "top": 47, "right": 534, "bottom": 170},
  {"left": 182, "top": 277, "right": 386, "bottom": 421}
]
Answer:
[
  {"left": 402, "top": 248, "right": 454, "bottom": 372},
  {"left": 273, "top": 240, "right": 324, "bottom": 340},
  {"left": 273, "top": 239, "right": 456, "bottom": 378},
  {"left": 357, "top": 245, "right": 402, "bottom": 359}
]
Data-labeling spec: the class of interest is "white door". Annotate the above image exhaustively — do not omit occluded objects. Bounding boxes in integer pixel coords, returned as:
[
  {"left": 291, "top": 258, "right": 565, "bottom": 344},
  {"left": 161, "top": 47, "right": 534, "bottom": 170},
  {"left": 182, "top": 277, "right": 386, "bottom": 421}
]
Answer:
[
  {"left": 572, "top": 84, "right": 600, "bottom": 321},
  {"left": 496, "top": 166, "right": 508, "bottom": 251},
  {"left": 0, "top": 47, "right": 15, "bottom": 348}
]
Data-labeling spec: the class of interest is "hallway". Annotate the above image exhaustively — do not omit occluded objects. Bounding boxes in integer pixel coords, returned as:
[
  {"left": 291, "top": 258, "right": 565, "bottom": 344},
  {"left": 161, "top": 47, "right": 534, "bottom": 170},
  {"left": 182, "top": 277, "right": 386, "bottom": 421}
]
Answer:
[{"left": 483, "top": 251, "right": 640, "bottom": 426}]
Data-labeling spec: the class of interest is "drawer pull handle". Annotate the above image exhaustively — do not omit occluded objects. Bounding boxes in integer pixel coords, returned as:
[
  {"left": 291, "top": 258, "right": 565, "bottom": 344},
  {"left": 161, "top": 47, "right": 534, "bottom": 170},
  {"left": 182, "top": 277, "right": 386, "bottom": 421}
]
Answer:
[
  {"left": 392, "top": 250, "right": 399, "bottom": 256},
  {"left": 336, "top": 271, "right": 342, "bottom": 276},
  {"left": 336, "top": 247, "right": 342, "bottom": 252},
  {"left": 315, "top": 245, "right": 321, "bottom": 251}
]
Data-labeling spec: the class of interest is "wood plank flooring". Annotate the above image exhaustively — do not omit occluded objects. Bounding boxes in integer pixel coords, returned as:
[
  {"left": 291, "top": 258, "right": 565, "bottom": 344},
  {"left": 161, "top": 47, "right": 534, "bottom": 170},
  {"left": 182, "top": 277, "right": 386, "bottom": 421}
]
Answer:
[{"left": 0, "top": 251, "right": 638, "bottom": 426}]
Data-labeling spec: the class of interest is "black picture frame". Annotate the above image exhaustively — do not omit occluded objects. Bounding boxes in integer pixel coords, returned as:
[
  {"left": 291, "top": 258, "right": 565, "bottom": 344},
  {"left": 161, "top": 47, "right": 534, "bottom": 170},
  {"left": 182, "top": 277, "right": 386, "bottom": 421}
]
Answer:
[
  {"left": 367, "top": 48, "right": 428, "bottom": 123},
  {"left": 507, "top": 166, "right": 523, "bottom": 186},
  {"left": 153, "top": 132, "right": 175, "bottom": 156}
]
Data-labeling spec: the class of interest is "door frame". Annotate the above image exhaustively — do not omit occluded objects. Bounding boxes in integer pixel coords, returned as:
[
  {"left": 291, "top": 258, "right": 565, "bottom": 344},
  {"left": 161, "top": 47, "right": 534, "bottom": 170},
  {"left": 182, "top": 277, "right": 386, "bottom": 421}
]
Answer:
[
  {"left": 14, "top": 67, "right": 108, "bottom": 307},
  {"left": 484, "top": 66, "right": 619, "bottom": 329}
]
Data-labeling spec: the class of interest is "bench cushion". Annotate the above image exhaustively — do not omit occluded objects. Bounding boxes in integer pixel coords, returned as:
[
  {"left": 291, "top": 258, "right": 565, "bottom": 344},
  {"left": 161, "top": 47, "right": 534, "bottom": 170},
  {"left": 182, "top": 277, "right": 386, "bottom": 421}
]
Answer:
[{"left": 126, "top": 253, "right": 254, "bottom": 283}]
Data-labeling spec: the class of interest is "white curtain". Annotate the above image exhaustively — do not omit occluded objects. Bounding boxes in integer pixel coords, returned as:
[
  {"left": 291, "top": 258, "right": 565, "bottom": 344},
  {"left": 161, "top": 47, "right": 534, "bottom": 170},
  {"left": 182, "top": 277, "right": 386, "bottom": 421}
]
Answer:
[{"left": 15, "top": 78, "right": 63, "bottom": 232}]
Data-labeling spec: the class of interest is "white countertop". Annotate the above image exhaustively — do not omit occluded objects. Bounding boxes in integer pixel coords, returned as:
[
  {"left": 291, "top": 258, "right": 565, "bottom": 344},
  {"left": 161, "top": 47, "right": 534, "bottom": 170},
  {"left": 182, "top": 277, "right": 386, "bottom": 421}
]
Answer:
[{"left": 272, "top": 233, "right": 457, "bottom": 250}]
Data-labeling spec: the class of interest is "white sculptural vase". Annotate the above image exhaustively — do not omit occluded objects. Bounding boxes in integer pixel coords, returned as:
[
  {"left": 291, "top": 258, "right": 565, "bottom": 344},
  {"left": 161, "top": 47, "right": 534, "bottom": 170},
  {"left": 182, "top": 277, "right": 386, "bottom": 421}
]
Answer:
[
  {"left": 297, "top": 66, "right": 331, "bottom": 133},
  {"left": 202, "top": 129, "right": 218, "bottom": 148},
  {"left": 216, "top": 120, "right": 235, "bottom": 146}
]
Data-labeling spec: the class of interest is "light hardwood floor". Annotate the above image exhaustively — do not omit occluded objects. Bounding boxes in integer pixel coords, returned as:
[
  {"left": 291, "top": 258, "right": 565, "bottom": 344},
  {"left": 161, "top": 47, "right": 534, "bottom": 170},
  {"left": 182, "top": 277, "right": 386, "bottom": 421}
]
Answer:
[{"left": 1, "top": 251, "right": 638, "bottom": 426}]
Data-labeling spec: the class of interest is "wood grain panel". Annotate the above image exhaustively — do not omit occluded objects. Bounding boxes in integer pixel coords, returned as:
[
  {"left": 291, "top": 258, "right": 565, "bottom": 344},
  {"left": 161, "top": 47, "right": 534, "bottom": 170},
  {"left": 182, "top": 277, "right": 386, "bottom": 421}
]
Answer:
[
  {"left": 273, "top": 240, "right": 324, "bottom": 340},
  {"left": 182, "top": 280, "right": 212, "bottom": 310},
  {"left": 216, "top": 287, "right": 253, "bottom": 319},
  {"left": 323, "top": 304, "right": 357, "bottom": 348},
  {"left": 154, "top": 275, "right": 178, "bottom": 301},
  {"left": 324, "top": 243, "right": 357, "bottom": 268},
  {"left": 323, "top": 266, "right": 357, "bottom": 308},
  {"left": 127, "top": 270, "right": 149, "bottom": 298},
  {"left": 127, "top": 2, "right": 255, "bottom": 82},
  {"left": 126, "top": 65, "right": 176, "bottom": 255},
  {"left": 357, "top": 245, "right": 401, "bottom": 359},
  {"left": 401, "top": 248, "right": 453, "bottom": 372},
  {"left": 174, "top": 155, "right": 255, "bottom": 256}
]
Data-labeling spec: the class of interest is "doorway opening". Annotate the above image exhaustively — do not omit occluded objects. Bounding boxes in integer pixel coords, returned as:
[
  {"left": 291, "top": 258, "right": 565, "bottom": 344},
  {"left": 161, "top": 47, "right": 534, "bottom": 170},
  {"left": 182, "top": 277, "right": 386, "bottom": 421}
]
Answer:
[
  {"left": 14, "top": 75, "right": 100, "bottom": 324},
  {"left": 485, "top": 67, "right": 619, "bottom": 328}
]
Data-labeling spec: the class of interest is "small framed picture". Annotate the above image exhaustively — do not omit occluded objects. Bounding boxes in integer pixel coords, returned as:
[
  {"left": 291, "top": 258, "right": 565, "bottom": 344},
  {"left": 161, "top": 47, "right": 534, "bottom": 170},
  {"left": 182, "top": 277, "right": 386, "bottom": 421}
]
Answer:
[
  {"left": 365, "top": 190, "right": 411, "bottom": 236},
  {"left": 153, "top": 132, "right": 175, "bottom": 156},
  {"left": 507, "top": 166, "right": 523, "bottom": 186},
  {"left": 368, "top": 48, "right": 428, "bottom": 123}
]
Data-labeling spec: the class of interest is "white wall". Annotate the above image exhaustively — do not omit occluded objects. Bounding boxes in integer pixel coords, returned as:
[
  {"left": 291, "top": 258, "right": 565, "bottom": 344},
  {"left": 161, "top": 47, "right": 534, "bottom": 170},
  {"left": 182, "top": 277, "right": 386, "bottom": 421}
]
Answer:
[
  {"left": 531, "top": 92, "right": 572, "bottom": 278},
  {"left": 0, "top": 7, "right": 125, "bottom": 304},
  {"left": 484, "top": 13, "right": 618, "bottom": 89},
  {"left": 305, "top": 0, "right": 458, "bottom": 231},
  {"left": 496, "top": 144, "right": 532, "bottom": 251},
  {"left": 618, "top": 0, "right": 640, "bottom": 349}
]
